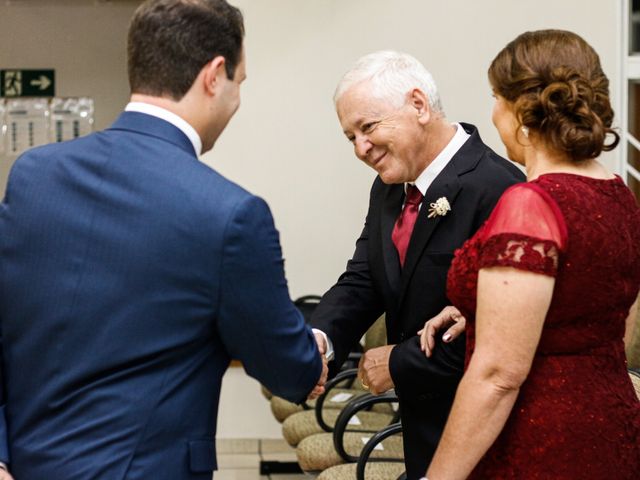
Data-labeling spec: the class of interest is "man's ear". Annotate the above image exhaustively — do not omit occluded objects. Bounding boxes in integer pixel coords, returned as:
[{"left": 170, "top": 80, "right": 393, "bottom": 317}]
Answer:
[
  {"left": 408, "top": 88, "right": 431, "bottom": 124},
  {"left": 202, "top": 56, "right": 227, "bottom": 96}
]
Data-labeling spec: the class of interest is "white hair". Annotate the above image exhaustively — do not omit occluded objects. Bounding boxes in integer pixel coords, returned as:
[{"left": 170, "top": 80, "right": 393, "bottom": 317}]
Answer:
[{"left": 334, "top": 50, "right": 443, "bottom": 113}]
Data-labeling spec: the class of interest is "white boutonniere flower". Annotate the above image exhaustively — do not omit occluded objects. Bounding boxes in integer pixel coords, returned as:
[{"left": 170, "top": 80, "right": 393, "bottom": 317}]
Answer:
[{"left": 427, "top": 197, "right": 451, "bottom": 218}]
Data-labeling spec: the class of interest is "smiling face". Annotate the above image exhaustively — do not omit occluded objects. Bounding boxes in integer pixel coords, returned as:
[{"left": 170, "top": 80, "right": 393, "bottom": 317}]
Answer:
[{"left": 336, "top": 81, "right": 430, "bottom": 184}]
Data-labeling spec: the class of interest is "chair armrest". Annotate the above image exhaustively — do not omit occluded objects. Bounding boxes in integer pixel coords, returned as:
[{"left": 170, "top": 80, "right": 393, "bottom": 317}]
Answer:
[
  {"left": 333, "top": 391, "right": 399, "bottom": 462},
  {"left": 356, "top": 422, "right": 404, "bottom": 480},
  {"left": 344, "top": 351, "right": 362, "bottom": 367},
  {"left": 314, "top": 368, "right": 359, "bottom": 431}
]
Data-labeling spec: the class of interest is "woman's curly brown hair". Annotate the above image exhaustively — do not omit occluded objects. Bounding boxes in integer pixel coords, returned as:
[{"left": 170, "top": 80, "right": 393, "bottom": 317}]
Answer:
[{"left": 488, "top": 29, "right": 619, "bottom": 162}]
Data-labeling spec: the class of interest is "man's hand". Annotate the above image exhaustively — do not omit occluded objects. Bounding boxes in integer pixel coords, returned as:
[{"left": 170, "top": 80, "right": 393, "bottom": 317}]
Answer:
[
  {"left": 358, "top": 345, "right": 395, "bottom": 395},
  {"left": 0, "top": 464, "right": 14, "bottom": 480},
  {"left": 307, "top": 355, "right": 328, "bottom": 400},
  {"left": 314, "top": 331, "right": 327, "bottom": 356},
  {"left": 308, "top": 334, "right": 329, "bottom": 400},
  {"left": 417, "top": 305, "right": 466, "bottom": 357}
]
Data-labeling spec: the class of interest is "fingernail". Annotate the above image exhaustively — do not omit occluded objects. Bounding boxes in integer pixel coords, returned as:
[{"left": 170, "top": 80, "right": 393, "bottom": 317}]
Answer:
[{"left": 443, "top": 333, "right": 452, "bottom": 342}]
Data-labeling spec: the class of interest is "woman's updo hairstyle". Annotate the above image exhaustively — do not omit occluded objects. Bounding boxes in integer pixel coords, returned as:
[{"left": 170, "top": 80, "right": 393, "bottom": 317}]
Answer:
[{"left": 488, "top": 29, "right": 619, "bottom": 162}]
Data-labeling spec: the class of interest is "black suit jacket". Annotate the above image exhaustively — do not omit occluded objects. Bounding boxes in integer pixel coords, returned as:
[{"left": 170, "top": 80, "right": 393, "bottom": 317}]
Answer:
[{"left": 311, "top": 123, "right": 524, "bottom": 479}]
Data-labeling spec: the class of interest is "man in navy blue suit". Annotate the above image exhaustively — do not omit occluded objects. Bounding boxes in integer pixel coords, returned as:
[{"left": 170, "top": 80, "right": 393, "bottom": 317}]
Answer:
[{"left": 0, "top": 1, "right": 326, "bottom": 479}]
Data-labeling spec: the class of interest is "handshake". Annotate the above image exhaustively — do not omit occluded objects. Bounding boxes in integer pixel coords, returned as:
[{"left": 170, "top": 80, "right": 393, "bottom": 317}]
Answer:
[
  {"left": 305, "top": 306, "right": 468, "bottom": 401},
  {"left": 308, "top": 329, "right": 397, "bottom": 398},
  {"left": 306, "top": 330, "right": 396, "bottom": 399},
  {"left": 307, "top": 332, "right": 331, "bottom": 400}
]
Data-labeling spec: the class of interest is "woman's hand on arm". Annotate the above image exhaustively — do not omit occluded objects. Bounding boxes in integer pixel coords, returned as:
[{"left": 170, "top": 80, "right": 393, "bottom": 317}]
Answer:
[
  {"left": 418, "top": 306, "right": 466, "bottom": 358},
  {"left": 426, "top": 266, "right": 555, "bottom": 480}
]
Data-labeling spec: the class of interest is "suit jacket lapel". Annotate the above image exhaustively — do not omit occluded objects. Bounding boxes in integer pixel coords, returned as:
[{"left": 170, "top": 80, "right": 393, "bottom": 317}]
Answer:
[
  {"left": 398, "top": 161, "right": 462, "bottom": 304},
  {"left": 381, "top": 184, "right": 404, "bottom": 298},
  {"left": 396, "top": 123, "right": 487, "bottom": 305}
]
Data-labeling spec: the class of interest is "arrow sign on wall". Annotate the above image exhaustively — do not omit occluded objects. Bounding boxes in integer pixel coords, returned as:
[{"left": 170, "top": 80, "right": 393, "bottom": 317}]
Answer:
[
  {"left": 1, "top": 69, "right": 55, "bottom": 97},
  {"left": 30, "top": 75, "right": 52, "bottom": 91}
]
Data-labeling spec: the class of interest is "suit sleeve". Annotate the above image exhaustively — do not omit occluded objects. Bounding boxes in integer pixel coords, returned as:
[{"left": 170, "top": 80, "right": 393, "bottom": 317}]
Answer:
[
  {"left": 311, "top": 184, "right": 385, "bottom": 376},
  {"left": 216, "top": 195, "right": 322, "bottom": 404},
  {"left": 0, "top": 322, "right": 9, "bottom": 464},
  {"left": 389, "top": 335, "right": 465, "bottom": 398}
]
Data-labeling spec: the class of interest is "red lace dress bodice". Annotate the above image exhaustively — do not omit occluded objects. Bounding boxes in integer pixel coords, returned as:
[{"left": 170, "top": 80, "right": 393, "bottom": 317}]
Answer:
[{"left": 447, "top": 173, "right": 640, "bottom": 479}]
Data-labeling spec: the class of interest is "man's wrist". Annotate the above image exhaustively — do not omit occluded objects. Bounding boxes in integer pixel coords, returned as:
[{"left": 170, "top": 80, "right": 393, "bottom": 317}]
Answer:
[{"left": 312, "top": 329, "right": 335, "bottom": 361}]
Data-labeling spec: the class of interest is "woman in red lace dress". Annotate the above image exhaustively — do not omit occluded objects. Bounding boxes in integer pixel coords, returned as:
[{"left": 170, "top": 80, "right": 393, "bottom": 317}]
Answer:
[{"left": 420, "top": 30, "right": 640, "bottom": 479}]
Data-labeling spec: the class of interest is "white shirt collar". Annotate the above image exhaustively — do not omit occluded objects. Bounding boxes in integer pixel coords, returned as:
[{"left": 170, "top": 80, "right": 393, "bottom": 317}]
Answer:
[
  {"left": 125, "top": 102, "right": 202, "bottom": 156},
  {"left": 411, "top": 122, "right": 470, "bottom": 196}
]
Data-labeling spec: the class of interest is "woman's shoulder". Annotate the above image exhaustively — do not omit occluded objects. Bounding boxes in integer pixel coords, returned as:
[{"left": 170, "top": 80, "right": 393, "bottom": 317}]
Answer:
[
  {"left": 486, "top": 181, "right": 568, "bottom": 249},
  {"left": 495, "top": 181, "right": 556, "bottom": 208},
  {"left": 532, "top": 171, "right": 624, "bottom": 191}
]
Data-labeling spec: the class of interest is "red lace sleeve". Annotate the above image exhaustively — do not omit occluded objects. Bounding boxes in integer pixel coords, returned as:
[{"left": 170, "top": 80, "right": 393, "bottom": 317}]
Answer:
[{"left": 478, "top": 183, "right": 568, "bottom": 277}]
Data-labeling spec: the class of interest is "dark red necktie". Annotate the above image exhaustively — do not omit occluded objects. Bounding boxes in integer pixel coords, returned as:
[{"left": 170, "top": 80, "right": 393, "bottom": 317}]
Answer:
[{"left": 392, "top": 184, "right": 423, "bottom": 267}]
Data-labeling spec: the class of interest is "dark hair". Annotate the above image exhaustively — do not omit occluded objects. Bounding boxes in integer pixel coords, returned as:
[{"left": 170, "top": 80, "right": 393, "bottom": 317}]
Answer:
[
  {"left": 488, "top": 29, "right": 619, "bottom": 162},
  {"left": 128, "top": 0, "right": 244, "bottom": 101}
]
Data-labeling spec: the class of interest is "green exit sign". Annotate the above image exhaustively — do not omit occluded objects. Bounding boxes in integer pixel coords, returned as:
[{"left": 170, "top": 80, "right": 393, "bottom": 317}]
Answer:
[{"left": 1, "top": 69, "right": 55, "bottom": 97}]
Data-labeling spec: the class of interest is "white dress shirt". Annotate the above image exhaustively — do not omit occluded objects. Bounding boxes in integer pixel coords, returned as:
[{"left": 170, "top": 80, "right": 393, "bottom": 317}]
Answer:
[
  {"left": 125, "top": 102, "right": 203, "bottom": 156},
  {"left": 411, "top": 122, "right": 470, "bottom": 198}
]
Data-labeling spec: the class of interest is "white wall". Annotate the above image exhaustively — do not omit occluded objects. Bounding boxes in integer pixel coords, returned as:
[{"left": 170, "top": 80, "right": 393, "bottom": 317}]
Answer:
[
  {"left": 0, "top": 0, "right": 620, "bottom": 439},
  {"left": 0, "top": 0, "right": 620, "bottom": 298},
  {"left": 0, "top": 0, "right": 136, "bottom": 191},
  {"left": 217, "top": 368, "right": 282, "bottom": 439},
  {"left": 205, "top": 0, "right": 620, "bottom": 299}
]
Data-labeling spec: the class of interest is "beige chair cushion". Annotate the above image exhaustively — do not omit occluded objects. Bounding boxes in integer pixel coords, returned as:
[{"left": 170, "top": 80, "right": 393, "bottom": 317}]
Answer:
[
  {"left": 626, "top": 295, "right": 640, "bottom": 370},
  {"left": 270, "top": 383, "right": 385, "bottom": 423},
  {"left": 629, "top": 371, "right": 640, "bottom": 400},
  {"left": 260, "top": 385, "right": 273, "bottom": 400},
  {"left": 363, "top": 315, "right": 387, "bottom": 351},
  {"left": 283, "top": 408, "right": 395, "bottom": 446},
  {"left": 270, "top": 395, "right": 305, "bottom": 423},
  {"left": 318, "top": 461, "right": 406, "bottom": 480},
  {"left": 296, "top": 431, "right": 404, "bottom": 472},
  {"left": 270, "top": 386, "right": 370, "bottom": 423}
]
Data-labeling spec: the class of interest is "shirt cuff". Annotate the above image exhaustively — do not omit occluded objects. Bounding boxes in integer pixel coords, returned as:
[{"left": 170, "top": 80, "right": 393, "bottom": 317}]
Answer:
[{"left": 312, "top": 328, "right": 334, "bottom": 361}]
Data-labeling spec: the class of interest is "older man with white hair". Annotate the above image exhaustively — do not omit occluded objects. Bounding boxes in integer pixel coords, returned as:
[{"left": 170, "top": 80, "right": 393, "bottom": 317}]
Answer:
[{"left": 311, "top": 50, "right": 524, "bottom": 478}]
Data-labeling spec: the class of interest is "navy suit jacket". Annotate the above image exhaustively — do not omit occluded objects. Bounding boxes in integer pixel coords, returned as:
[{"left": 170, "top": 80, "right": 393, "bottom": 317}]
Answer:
[
  {"left": 311, "top": 123, "right": 525, "bottom": 479},
  {"left": 0, "top": 112, "right": 322, "bottom": 479}
]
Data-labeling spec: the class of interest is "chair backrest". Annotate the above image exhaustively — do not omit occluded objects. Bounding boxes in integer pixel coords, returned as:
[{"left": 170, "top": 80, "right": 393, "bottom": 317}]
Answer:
[
  {"left": 629, "top": 370, "right": 640, "bottom": 400},
  {"left": 363, "top": 315, "right": 387, "bottom": 351},
  {"left": 626, "top": 294, "right": 640, "bottom": 370},
  {"left": 294, "top": 295, "right": 322, "bottom": 323}
]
